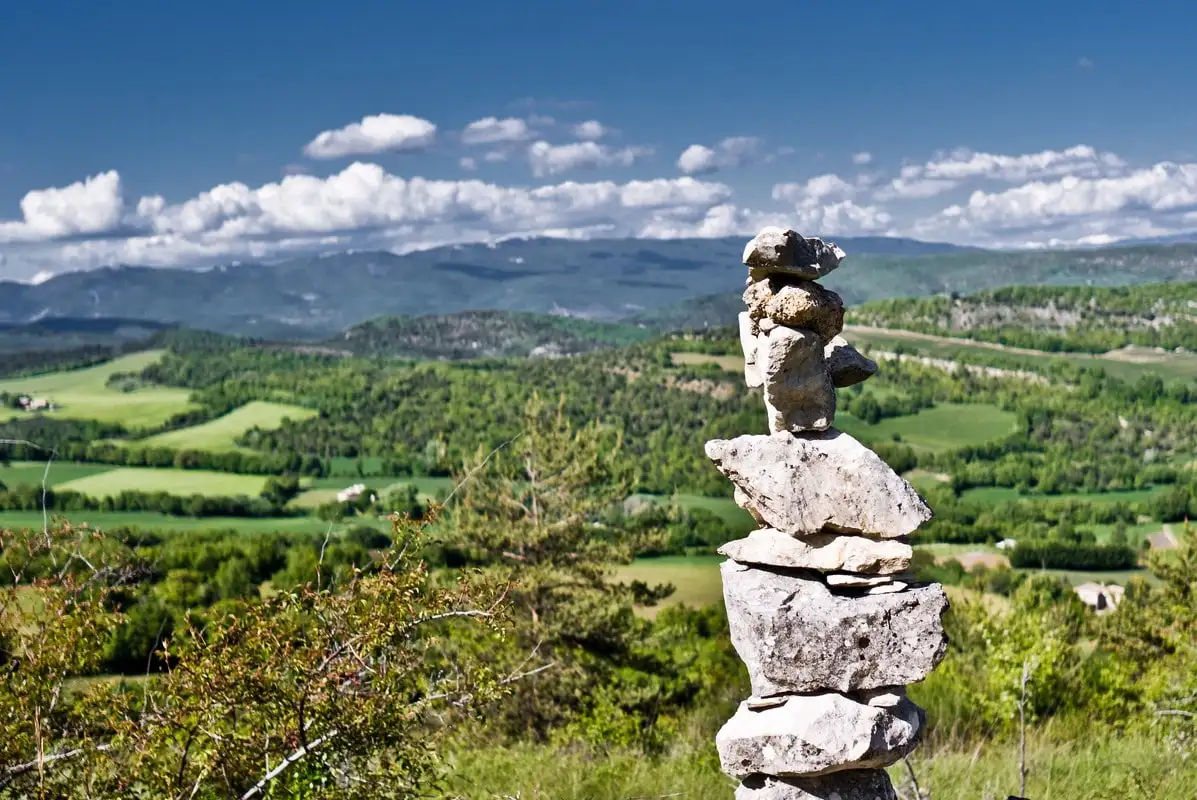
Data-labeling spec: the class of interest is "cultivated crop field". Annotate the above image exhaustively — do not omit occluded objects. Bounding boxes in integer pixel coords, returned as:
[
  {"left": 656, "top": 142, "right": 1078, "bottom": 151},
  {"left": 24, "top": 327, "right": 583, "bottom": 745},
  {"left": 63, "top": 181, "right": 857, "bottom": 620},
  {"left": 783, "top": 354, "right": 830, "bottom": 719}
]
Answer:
[
  {"left": 0, "top": 461, "right": 115, "bottom": 488},
  {"left": 58, "top": 466, "right": 271, "bottom": 498},
  {"left": 132, "top": 400, "right": 319, "bottom": 451},
  {"left": 0, "top": 509, "right": 377, "bottom": 535},
  {"left": 0, "top": 351, "right": 197, "bottom": 429}
]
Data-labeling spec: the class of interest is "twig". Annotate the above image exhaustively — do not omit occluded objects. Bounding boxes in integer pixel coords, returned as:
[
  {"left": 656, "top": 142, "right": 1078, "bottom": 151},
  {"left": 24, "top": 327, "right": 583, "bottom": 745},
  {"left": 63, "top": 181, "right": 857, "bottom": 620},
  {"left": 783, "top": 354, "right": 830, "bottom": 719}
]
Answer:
[
  {"left": 1018, "top": 658, "right": 1032, "bottom": 797},
  {"left": 440, "top": 433, "right": 524, "bottom": 507},
  {"left": 902, "top": 755, "right": 924, "bottom": 800}
]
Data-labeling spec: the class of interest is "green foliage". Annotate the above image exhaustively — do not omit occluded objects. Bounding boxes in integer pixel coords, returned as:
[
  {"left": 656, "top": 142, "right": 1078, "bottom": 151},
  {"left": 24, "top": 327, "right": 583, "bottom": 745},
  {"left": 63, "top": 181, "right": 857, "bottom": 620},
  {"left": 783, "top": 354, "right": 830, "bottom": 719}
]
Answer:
[{"left": 1009, "top": 540, "right": 1139, "bottom": 570}]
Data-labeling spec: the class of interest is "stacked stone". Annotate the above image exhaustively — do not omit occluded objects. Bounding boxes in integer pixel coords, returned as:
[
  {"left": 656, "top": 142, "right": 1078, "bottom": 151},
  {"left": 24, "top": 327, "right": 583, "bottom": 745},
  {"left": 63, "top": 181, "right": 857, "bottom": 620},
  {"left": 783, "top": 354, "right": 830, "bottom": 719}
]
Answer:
[{"left": 707, "top": 227, "right": 949, "bottom": 800}]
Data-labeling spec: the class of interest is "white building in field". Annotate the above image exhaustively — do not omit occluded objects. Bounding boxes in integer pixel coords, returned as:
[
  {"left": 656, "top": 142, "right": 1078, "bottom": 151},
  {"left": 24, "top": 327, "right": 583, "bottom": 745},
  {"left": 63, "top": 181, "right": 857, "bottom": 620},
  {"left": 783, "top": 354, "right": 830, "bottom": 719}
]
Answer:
[
  {"left": 1073, "top": 583, "right": 1124, "bottom": 614},
  {"left": 336, "top": 483, "right": 366, "bottom": 503}
]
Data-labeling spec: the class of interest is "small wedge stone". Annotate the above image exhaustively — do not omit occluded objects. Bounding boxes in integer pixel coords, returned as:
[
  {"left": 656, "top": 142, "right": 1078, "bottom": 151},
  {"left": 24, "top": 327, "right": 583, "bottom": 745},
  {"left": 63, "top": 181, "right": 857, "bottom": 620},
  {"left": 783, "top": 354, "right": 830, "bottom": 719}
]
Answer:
[{"left": 825, "top": 336, "right": 878, "bottom": 388}]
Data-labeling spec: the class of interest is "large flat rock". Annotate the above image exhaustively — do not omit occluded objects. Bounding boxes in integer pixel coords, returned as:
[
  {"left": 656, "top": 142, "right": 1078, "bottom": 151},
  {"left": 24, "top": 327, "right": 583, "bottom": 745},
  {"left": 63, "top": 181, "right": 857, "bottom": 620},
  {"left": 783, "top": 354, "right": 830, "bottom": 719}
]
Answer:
[
  {"left": 721, "top": 561, "right": 948, "bottom": 696},
  {"left": 717, "top": 693, "right": 923, "bottom": 778},
  {"left": 704, "top": 430, "right": 932, "bottom": 538},
  {"left": 718, "top": 528, "right": 912, "bottom": 575},
  {"left": 736, "top": 771, "right": 897, "bottom": 800},
  {"left": 759, "top": 326, "right": 836, "bottom": 433},
  {"left": 743, "top": 227, "right": 845, "bottom": 282}
]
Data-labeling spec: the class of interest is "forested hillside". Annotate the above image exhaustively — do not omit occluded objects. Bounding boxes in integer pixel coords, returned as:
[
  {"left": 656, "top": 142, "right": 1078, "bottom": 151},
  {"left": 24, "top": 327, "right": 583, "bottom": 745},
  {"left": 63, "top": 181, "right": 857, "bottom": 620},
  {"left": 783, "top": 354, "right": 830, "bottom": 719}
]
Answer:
[{"left": 852, "top": 281, "right": 1197, "bottom": 353}]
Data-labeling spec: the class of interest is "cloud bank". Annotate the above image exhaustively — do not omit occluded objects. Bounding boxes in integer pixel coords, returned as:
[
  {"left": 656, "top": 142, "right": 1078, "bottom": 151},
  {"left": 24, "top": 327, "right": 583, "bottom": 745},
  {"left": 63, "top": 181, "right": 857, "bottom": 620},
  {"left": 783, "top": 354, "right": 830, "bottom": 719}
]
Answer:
[{"left": 4, "top": 107, "right": 1197, "bottom": 280}]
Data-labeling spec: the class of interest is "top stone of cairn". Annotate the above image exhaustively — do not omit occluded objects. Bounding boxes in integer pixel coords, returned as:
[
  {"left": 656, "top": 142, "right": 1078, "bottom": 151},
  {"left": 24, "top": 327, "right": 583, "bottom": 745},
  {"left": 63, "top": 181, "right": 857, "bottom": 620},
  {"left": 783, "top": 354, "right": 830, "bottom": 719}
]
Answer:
[{"left": 743, "top": 227, "right": 846, "bottom": 282}]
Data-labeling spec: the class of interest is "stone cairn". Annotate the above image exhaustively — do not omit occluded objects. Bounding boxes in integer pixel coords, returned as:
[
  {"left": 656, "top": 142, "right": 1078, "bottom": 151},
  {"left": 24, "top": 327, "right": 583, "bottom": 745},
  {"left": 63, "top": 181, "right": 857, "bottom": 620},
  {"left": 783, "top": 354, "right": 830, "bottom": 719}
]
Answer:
[{"left": 706, "top": 227, "right": 949, "bottom": 800}]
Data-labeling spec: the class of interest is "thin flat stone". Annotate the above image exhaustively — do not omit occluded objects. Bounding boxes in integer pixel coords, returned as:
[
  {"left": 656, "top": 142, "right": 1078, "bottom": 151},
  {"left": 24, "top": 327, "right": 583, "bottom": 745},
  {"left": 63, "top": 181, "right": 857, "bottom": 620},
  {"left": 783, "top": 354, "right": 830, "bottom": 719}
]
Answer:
[
  {"left": 718, "top": 529, "right": 913, "bottom": 575},
  {"left": 705, "top": 430, "right": 932, "bottom": 538},
  {"left": 826, "top": 574, "right": 895, "bottom": 588},
  {"left": 721, "top": 561, "right": 949, "bottom": 696}
]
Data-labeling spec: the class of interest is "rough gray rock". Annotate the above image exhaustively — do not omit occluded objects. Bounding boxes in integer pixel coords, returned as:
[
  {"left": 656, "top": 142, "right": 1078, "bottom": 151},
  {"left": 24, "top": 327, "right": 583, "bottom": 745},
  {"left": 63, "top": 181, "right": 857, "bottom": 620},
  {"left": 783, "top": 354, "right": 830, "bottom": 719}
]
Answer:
[
  {"left": 705, "top": 430, "right": 932, "bottom": 538},
  {"left": 721, "top": 560, "right": 949, "bottom": 696},
  {"left": 736, "top": 771, "right": 897, "bottom": 800},
  {"left": 716, "top": 693, "right": 923, "bottom": 778},
  {"left": 825, "top": 336, "right": 878, "bottom": 388},
  {"left": 743, "top": 279, "right": 845, "bottom": 344},
  {"left": 743, "top": 227, "right": 846, "bottom": 282},
  {"left": 740, "top": 312, "right": 764, "bottom": 389},
  {"left": 718, "top": 528, "right": 913, "bottom": 575},
  {"left": 759, "top": 327, "right": 836, "bottom": 433}
]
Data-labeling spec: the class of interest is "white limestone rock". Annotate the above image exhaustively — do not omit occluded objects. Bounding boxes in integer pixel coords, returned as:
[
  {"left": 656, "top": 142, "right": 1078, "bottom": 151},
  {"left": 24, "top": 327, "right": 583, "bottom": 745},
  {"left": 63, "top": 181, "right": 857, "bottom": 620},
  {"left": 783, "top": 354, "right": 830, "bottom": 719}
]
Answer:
[
  {"left": 716, "top": 693, "right": 923, "bottom": 778},
  {"left": 705, "top": 430, "right": 932, "bottom": 538},
  {"left": 718, "top": 528, "right": 912, "bottom": 575},
  {"left": 826, "top": 574, "right": 895, "bottom": 588},
  {"left": 824, "top": 336, "right": 878, "bottom": 388},
  {"left": 739, "top": 312, "right": 764, "bottom": 389},
  {"left": 735, "top": 771, "right": 897, "bottom": 800},
  {"left": 720, "top": 560, "right": 949, "bottom": 696},
  {"left": 743, "top": 227, "right": 846, "bottom": 282},
  {"left": 760, "top": 327, "right": 836, "bottom": 433}
]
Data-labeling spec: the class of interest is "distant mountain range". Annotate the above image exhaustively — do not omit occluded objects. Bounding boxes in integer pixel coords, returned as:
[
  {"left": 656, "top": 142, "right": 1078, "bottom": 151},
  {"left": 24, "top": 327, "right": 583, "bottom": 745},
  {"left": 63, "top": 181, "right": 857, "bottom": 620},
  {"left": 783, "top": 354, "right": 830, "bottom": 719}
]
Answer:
[{"left": 3, "top": 235, "right": 1197, "bottom": 340}]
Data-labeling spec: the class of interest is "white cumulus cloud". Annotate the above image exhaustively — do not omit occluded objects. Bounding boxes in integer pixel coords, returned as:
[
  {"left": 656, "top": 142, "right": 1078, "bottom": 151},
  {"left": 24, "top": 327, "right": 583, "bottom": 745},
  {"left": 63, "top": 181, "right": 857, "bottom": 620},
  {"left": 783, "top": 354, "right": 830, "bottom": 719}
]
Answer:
[
  {"left": 676, "top": 137, "right": 761, "bottom": 175},
  {"left": 852, "top": 151, "right": 873, "bottom": 165},
  {"left": 571, "top": 120, "right": 608, "bottom": 140},
  {"left": 0, "top": 170, "right": 126, "bottom": 243},
  {"left": 459, "top": 157, "right": 478, "bottom": 171},
  {"left": 303, "top": 114, "right": 437, "bottom": 159},
  {"left": 527, "top": 140, "right": 651, "bottom": 177},
  {"left": 461, "top": 116, "right": 532, "bottom": 145}
]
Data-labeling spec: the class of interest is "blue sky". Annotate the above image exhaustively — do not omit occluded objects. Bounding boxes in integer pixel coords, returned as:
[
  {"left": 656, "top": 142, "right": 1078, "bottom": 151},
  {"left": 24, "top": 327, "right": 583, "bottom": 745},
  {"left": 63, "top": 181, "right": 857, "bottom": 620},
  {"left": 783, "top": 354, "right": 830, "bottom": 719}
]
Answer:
[{"left": 2, "top": 0, "right": 1196, "bottom": 280}]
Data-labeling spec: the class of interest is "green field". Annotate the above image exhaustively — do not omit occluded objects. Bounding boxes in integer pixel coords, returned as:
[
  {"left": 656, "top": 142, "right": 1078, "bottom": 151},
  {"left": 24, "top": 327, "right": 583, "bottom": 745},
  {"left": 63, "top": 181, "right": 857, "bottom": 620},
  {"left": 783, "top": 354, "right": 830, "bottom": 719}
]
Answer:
[
  {"left": 58, "top": 467, "right": 271, "bottom": 498},
  {"left": 0, "top": 351, "right": 197, "bottom": 429},
  {"left": 0, "top": 461, "right": 115, "bottom": 488},
  {"left": 0, "top": 509, "right": 382, "bottom": 535},
  {"left": 612, "top": 555, "right": 725, "bottom": 617},
  {"left": 132, "top": 401, "right": 319, "bottom": 451},
  {"left": 839, "top": 402, "right": 1018, "bottom": 453},
  {"left": 961, "top": 485, "right": 1168, "bottom": 506}
]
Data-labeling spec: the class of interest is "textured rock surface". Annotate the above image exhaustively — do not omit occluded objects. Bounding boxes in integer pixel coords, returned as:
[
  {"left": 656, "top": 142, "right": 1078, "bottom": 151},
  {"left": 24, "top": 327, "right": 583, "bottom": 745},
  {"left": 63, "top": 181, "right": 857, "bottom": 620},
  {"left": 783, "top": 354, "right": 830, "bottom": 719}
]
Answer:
[
  {"left": 716, "top": 693, "right": 923, "bottom": 778},
  {"left": 721, "top": 560, "right": 949, "bottom": 696},
  {"left": 736, "top": 771, "right": 897, "bottom": 800},
  {"left": 705, "top": 430, "right": 932, "bottom": 538},
  {"left": 743, "top": 280, "right": 845, "bottom": 344},
  {"left": 759, "top": 327, "right": 836, "bottom": 432},
  {"left": 718, "top": 528, "right": 913, "bottom": 575},
  {"left": 825, "top": 336, "right": 878, "bottom": 388},
  {"left": 740, "top": 312, "right": 764, "bottom": 388},
  {"left": 765, "top": 283, "right": 845, "bottom": 343},
  {"left": 743, "top": 227, "right": 845, "bottom": 281}
]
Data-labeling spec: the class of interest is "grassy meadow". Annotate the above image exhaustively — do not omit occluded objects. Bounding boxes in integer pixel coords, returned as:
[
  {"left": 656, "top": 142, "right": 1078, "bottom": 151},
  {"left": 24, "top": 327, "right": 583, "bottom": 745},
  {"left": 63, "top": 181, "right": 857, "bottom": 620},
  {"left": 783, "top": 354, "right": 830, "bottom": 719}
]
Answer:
[
  {"left": 0, "top": 509, "right": 374, "bottom": 534},
  {"left": 0, "top": 350, "right": 197, "bottom": 428},
  {"left": 131, "top": 400, "right": 318, "bottom": 451}
]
